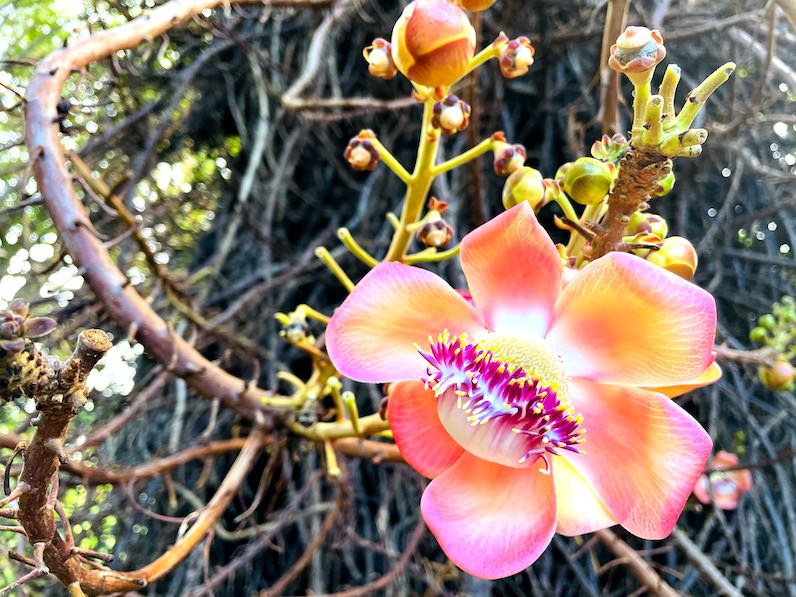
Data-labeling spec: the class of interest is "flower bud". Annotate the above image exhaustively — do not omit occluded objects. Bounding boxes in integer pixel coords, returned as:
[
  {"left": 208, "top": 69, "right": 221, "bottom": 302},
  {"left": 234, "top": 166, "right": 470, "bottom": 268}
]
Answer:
[
  {"left": 758, "top": 314, "right": 777, "bottom": 330},
  {"left": 626, "top": 212, "right": 668, "bottom": 239},
  {"left": 492, "top": 133, "right": 526, "bottom": 176},
  {"left": 391, "top": 0, "right": 476, "bottom": 87},
  {"left": 608, "top": 26, "right": 666, "bottom": 78},
  {"left": 759, "top": 360, "right": 794, "bottom": 391},
  {"left": 502, "top": 166, "right": 545, "bottom": 211},
  {"left": 562, "top": 157, "right": 614, "bottom": 205},
  {"left": 452, "top": 0, "right": 496, "bottom": 10},
  {"left": 417, "top": 197, "right": 453, "bottom": 248},
  {"left": 363, "top": 38, "right": 398, "bottom": 79},
  {"left": 749, "top": 326, "right": 768, "bottom": 344},
  {"left": 499, "top": 36, "right": 535, "bottom": 79},
  {"left": 590, "top": 133, "right": 628, "bottom": 162},
  {"left": 646, "top": 236, "right": 698, "bottom": 280},
  {"left": 344, "top": 129, "right": 380, "bottom": 171},
  {"left": 652, "top": 170, "right": 676, "bottom": 197},
  {"left": 432, "top": 95, "right": 471, "bottom": 136}
]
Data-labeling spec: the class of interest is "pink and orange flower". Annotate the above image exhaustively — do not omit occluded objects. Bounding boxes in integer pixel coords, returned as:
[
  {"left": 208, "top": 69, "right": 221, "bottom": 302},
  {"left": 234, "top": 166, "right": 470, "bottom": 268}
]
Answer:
[
  {"left": 693, "top": 450, "right": 752, "bottom": 510},
  {"left": 326, "top": 203, "right": 719, "bottom": 579}
]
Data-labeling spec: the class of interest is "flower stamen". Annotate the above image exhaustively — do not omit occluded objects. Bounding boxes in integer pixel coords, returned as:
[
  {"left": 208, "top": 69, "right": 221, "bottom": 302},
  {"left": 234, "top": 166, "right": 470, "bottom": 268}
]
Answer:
[{"left": 419, "top": 330, "right": 585, "bottom": 469}]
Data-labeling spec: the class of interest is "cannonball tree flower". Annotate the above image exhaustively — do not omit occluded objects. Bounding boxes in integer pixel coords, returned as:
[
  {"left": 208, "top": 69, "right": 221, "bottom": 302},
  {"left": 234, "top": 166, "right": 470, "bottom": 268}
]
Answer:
[
  {"left": 693, "top": 451, "right": 752, "bottom": 510},
  {"left": 326, "top": 203, "right": 720, "bottom": 579}
]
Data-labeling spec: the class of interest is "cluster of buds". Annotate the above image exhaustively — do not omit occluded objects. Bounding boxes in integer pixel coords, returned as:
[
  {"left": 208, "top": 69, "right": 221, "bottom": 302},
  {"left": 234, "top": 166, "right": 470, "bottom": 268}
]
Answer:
[
  {"left": 590, "top": 133, "right": 628, "bottom": 163},
  {"left": 432, "top": 95, "right": 471, "bottom": 136},
  {"left": 344, "top": 129, "right": 380, "bottom": 171},
  {"left": 416, "top": 197, "right": 454, "bottom": 248},
  {"left": 391, "top": 0, "right": 476, "bottom": 87},
  {"left": 749, "top": 296, "right": 795, "bottom": 391},
  {"left": 609, "top": 26, "right": 735, "bottom": 156},
  {"left": 502, "top": 166, "right": 546, "bottom": 211},
  {"left": 693, "top": 451, "right": 752, "bottom": 511},
  {"left": 558, "top": 157, "right": 616, "bottom": 206},
  {"left": 363, "top": 38, "right": 398, "bottom": 79},
  {"left": 496, "top": 34, "right": 535, "bottom": 79},
  {"left": 1, "top": 299, "right": 56, "bottom": 353},
  {"left": 491, "top": 132, "right": 526, "bottom": 176},
  {"left": 0, "top": 300, "right": 57, "bottom": 402}
]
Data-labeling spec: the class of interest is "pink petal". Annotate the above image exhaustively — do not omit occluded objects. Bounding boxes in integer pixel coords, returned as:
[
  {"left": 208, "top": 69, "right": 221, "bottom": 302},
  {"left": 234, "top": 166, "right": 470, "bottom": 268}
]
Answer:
[
  {"left": 546, "top": 252, "right": 716, "bottom": 386},
  {"left": 388, "top": 381, "right": 463, "bottom": 478},
  {"left": 649, "top": 362, "right": 722, "bottom": 398},
  {"left": 421, "top": 451, "right": 556, "bottom": 579},
  {"left": 326, "top": 263, "right": 484, "bottom": 383},
  {"left": 564, "top": 378, "right": 712, "bottom": 539},
  {"left": 553, "top": 458, "right": 616, "bottom": 536},
  {"left": 460, "top": 203, "right": 562, "bottom": 337}
]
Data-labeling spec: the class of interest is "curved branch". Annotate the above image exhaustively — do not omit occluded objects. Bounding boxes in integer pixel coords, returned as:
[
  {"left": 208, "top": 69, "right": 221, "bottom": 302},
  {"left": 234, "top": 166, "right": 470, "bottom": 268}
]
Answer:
[{"left": 23, "top": 0, "right": 316, "bottom": 423}]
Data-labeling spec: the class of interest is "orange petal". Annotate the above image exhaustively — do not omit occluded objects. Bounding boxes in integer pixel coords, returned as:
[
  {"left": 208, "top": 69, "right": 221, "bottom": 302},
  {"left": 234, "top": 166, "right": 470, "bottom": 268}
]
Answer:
[
  {"left": 421, "top": 451, "right": 556, "bottom": 579},
  {"left": 327, "top": 263, "right": 484, "bottom": 383},
  {"left": 546, "top": 252, "right": 716, "bottom": 386},
  {"left": 649, "top": 361, "right": 722, "bottom": 398},
  {"left": 388, "top": 381, "right": 463, "bottom": 478},
  {"left": 460, "top": 203, "right": 561, "bottom": 337},
  {"left": 564, "top": 379, "right": 712, "bottom": 539},
  {"left": 553, "top": 457, "right": 616, "bottom": 536}
]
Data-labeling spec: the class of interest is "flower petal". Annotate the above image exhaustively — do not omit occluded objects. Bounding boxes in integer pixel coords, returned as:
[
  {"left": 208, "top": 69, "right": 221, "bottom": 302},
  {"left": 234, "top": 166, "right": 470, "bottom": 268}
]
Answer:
[
  {"left": 388, "top": 381, "right": 463, "bottom": 478},
  {"left": 564, "top": 379, "right": 712, "bottom": 539},
  {"left": 326, "top": 263, "right": 483, "bottom": 383},
  {"left": 649, "top": 361, "right": 722, "bottom": 398},
  {"left": 546, "top": 252, "right": 716, "bottom": 386},
  {"left": 460, "top": 203, "right": 561, "bottom": 337},
  {"left": 553, "top": 457, "right": 616, "bottom": 536},
  {"left": 421, "top": 451, "right": 556, "bottom": 579}
]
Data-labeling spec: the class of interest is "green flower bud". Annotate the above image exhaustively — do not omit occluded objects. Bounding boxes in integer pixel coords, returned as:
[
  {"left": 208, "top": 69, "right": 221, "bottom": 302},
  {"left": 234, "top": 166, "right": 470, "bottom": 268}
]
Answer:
[
  {"left": 749, "top": 326, "right": 768, "bottom": 344},
  {"left": 563, "top": 157, "right": 614, "bottom": 206},
  {"left": 626, "top": 212, "right": 668, "bottom": 239},
  {"left": 653, "top": 170, "right": 676, "bottom": 197},
  {"left": 758, "top": 314, "right": 777, "bottom": 330},
  {"left": 502, "top": 166, "right": 545, "bottom": 211}
]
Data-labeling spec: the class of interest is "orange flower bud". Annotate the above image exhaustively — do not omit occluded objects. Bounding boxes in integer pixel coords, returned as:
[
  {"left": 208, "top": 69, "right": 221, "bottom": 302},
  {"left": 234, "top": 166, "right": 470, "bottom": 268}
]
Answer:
[
  {"left": 759, "top": 360, "right": 795, "bottom": 391},
  {"left": 432, "top": 95, "right": 471, "bottom": 136},
  {"left": 344, "top": 130, "right": 380, "bottom": 171},
  {"left": 646, "top": 236, "right": 698, "bottom": 280},
  {"left": 502, "top": 166, "right": 545, "bottom": 211},
  {"left": 626, "top": 212, "right": 668, "bottom": 239},
  {"left": 609, "top": 26, "right": 666, "bottom": 77},
  {"left": 363, "top": 38, "right": 398, "bottom": 79},
  {"left": 492, "top": 133, "right": 526, "bottom": 176},
  {"left": 562, "top": 157, "right": 614, "bottom": 206},
  {"left": 452, "top": 0, "right": 496, "bottom": 11},
  {"left": 499, "top": 36, "right": 535, "bottom": 79},
  {"left": 391, "top": 0, "right": 476, "bottom": 87}
]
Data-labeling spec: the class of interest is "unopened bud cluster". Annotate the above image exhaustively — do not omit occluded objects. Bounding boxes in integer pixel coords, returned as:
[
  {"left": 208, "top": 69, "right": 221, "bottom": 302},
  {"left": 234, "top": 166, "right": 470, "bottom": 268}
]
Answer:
[{"left": 749, "top": 296, "right": 795, "bottom": 391}]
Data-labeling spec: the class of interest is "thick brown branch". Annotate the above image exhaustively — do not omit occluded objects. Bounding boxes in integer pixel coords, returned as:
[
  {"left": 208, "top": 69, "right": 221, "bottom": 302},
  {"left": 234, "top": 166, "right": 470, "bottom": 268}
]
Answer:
[{"left": 589, "top": 148, "right": 671, "bottom": 259}]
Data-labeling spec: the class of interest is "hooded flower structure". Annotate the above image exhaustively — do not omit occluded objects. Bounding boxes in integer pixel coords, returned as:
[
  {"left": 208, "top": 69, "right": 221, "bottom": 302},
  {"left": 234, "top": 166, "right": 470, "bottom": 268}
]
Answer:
[{"left": 326, "top": 203, "right": 720, "bottom": 579}]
